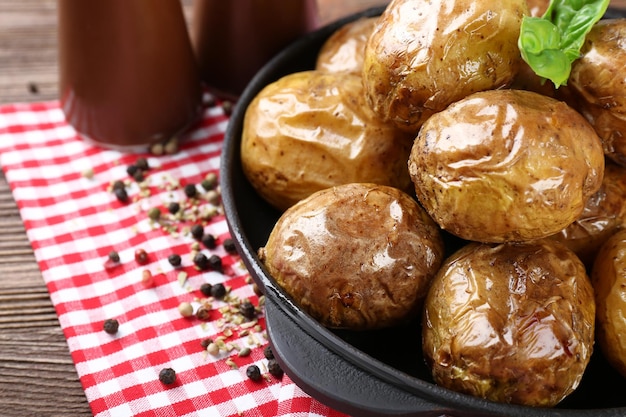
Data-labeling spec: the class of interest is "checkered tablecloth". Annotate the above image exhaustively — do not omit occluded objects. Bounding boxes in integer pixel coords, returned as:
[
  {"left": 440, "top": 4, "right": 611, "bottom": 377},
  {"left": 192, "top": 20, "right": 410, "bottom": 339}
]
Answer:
[{"left": 0, "top": 98, "right": 348, "bottom": 417}]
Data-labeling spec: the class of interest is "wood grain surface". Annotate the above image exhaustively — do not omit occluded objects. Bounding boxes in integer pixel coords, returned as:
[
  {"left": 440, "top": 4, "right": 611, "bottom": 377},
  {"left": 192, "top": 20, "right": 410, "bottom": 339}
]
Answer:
[{"left": 0, "top": 0, "right": 623, "bottom": 416}]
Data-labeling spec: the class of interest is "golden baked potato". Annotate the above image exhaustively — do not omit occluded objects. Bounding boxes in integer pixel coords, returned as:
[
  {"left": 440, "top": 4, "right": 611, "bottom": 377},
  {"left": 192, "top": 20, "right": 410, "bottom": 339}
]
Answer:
[
  {"left": 315, "top": 17, "right": 378, "bottom": 74},
  {"left": 567, "top": 19, "right": 626, "bottom": 167},
  {"left": 258, "top": 183, "right": 445, "bottom": 330},
  {"left": 241, "top": 70, "right": 414, "bottom": 211},
  {"left": 408, "top": 89, "right": 605, "bottom": 243},
  {"left": 592, "top": 228, "right": 626, "bottom": 379},
  {"left": 423, "top": 239, "right": 596, "bottom": 407},
  {"left": 549, "top": 160, "right": 626, "bottom": 268},
  {"left": 362, "top": 0, "right": 528, "bottom": 133}
]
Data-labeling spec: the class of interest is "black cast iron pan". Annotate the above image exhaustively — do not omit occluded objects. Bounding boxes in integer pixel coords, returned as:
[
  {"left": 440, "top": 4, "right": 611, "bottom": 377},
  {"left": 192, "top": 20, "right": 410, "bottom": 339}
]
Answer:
[{"left": 220, "top": 6, "right": 626, "bottom": 417}]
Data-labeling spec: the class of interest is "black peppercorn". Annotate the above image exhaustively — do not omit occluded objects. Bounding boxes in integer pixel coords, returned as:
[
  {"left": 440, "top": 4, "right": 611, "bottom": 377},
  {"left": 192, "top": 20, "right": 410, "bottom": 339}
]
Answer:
[
  {"left": 222, "top": 101, "right": 234, "bottom": 116},
  {"left": 193, "top": 252, "right": 209, "bottom": 270},
  {"left": 103, "top": 318, "right": 119, "bottom": 334},
  {"left": 126, "top": 164, "right": 138, "bottom": 177},
  {"left": 108, "top": 250, "right": 120, "bottom": 263},
  {"left": 196, "top": 306, "right": 210, "bottom": 320},
  {"left": 200, "top": 338, "right": 213, "bottom": 349},
  {"left": 112, "top": 180, "right": 125, "bottom": 191},
  {"left": 246, "top": 364, "right": 262, "bottom": 381},
  {"left": 263, "top": 345, "right": 274, "bottom": 360},
  {"left": 159, "top": 367, "right": 176, "bottom": 385},
  {"left": 168, "top": 201, "right": 180, "bottom": 214},
  {"left": 114, "top": 187, "right": 129, "bottom": 203},
  {"left": 184, "top": 184, "right": 197, "bottom": 198},
  {"left": 267, "top": 359, "right": 283, "bottom": 378},
  {"left": 223, "top": 238, "right": 237, "bottom": 254},
  {"left": 168, "top": 253, "right": 182, "bottom": 267},
  {"left": 135, "top": 157, "right": 149, "bottom": 171},
  {"left": 190, "top": 224, "right": 204, "bottom": 240},
  {"left": 200, "top": 282, "right": 213, "bottom": 297},
  {"left": 202, "top": 233, "right": 217, "bottom": 249},
  {"left": 207, "top": 254, "right": 223, "bottom": 272},
  {"left": 210, "top": 282, "right": 226, "bottom": 299},
  {"left": 240, "top": 300, "right": 256, "bottom": 320},
  {"left": 132, "top": 169, "right": 145, "bottom": 182}
]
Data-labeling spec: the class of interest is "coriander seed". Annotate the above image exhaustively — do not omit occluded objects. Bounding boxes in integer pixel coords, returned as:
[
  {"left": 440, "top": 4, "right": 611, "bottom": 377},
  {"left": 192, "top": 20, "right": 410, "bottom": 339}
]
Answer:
[
  {"left": 147, "top": 207, "right": 161, "bottom": 221},
  {"left": 178, "top": 301, "right": 194, "bottom": 317},
  {"left": 103, "top": 318, "right": 119, "bottom": 334},
  {"left": 159, "top": 367, "right": 176, "bottom": 385},
  {"left": 246, "top": 364, "right": 261, "bottom": 381}
]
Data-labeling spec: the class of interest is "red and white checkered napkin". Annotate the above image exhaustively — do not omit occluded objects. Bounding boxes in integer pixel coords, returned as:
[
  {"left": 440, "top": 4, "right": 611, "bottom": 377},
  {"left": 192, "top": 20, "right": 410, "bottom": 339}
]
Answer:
[{"left": 0, "top": 99, "right": 348, "bottom": 417}]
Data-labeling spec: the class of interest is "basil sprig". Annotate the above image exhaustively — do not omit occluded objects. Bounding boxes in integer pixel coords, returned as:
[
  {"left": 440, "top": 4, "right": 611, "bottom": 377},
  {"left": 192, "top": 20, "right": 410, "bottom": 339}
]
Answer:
[{"left": 518, "top": 0, "right": 610, "bottom": 88}]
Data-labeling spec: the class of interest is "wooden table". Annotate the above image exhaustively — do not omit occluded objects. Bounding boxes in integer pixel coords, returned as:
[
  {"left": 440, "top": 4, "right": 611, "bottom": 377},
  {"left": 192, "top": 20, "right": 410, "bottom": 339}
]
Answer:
[
  {"left": 0, "top": 1, "right": 387, "bottom": 415},
  {"left": 1, "top": 1, "right": 624, "bottom": 415}
]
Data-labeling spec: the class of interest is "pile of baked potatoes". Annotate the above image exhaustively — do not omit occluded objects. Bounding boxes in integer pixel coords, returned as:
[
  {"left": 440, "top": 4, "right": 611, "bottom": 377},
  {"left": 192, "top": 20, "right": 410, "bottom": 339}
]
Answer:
[{"left": 241, "top": 0, "right": 626, "bottom": 408}]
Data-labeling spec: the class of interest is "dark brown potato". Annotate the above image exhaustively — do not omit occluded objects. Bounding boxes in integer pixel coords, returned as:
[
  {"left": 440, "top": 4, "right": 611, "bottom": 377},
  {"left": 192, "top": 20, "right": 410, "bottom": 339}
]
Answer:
[
  {"left": 423, "top": 239, "right": 595, "bottom": 407},
  {"left": 362, "top": 0, "right": 528, "bottom": 133},
  {"left": 241, "top": 70, "right": 414, "bottom": 211},
  {"left": 315, "top": 17, "right": 378, "bottom": 74},
  {"left": 258, "top": 183, "right": 445, "bottom": 330},
  {"left": 592, "top": 228, "right": 626, "bottom": 379},
  {"left": 549, "top": 160, "right": 626, "bottom": 268},
  {"left": 408, "top": 89, "right": 605, "bottom": 243},
  {"left": 567, "top": 19, "right": 626, "bottom": 167}
]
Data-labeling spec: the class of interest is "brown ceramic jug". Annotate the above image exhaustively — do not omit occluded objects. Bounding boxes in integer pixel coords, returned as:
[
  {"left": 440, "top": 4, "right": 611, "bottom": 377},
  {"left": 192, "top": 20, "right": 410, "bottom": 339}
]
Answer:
[
  {"left": 190, "top": 0, "right": 319, "bottom": 100},
  {"left": 58, "top": 0, "right": 203, "bottom": 151}
]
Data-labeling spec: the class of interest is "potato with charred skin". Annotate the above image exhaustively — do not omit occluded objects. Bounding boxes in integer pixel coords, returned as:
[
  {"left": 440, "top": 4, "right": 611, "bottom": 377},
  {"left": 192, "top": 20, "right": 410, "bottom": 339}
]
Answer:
[
  {"left": 315, "top": 17, "right": 378, "bottom": 74},
  {"left": 241, "top": 70, "right": 414, "bottom": 211},
  {"left": 566, "top": 19, "right": 626, "bottom": 167},
  {"left": 423, "top": 239, "right": 595, "bottom": 407},
  {"left": 362, "top": 0, "right": 528, "bottom": 133},
  {"left": 592, "top": 228, "right": 626, "bottom": 380},
  {"left": 408, "top": 89, "right": 605, "bottom": 243},
  {"left": 258, "top": 183, "right": 445, "bottom": 330}
]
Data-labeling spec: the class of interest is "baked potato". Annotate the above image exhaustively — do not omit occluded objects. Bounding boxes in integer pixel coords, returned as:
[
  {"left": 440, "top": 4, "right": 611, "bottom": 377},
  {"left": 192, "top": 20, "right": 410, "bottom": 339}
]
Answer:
[
  {"left": 567, "top": 19, "right": 626, "bottom": 167},
  {"left": 315, "top": 17, "right": 378, "bottom": 74},
  {"left": 423, "top": 239, "right": 596, "bottom": 407},
  {"left": 258, "top": 183, "right": 445, "bottom": 330},
  {"left": 592, "top": 228, "right": 626, "bottom": 379},
  {"left": 241, "top": 70, "right": 414, "bottom": 211},
  {"left": 549, "top": 160, "right": 626, "bottom": 268},
  {"left": 408, "top": 89, "right": 605, "bottom": 243},
  {"left": 362, "top": 0, "right": 528, "bottom": 133}
]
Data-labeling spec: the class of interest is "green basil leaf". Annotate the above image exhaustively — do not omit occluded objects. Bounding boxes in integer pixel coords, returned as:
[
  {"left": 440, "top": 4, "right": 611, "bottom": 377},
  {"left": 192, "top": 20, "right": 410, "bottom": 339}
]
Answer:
[{"left": 518, "top": 0, "right": 610, "bottom": 88}]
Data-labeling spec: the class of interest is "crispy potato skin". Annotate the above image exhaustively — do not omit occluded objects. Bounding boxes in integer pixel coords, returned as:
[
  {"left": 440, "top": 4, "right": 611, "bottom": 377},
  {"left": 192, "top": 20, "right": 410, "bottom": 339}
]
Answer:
[
  {"left": 423, "top": 240, "right": 595, "bottom": 407},
  {"left": 259, "top": 183, "right": 445, "bottom": 330},
  {"left": 362, "top": 0, "right": 528, "bottom": 133},
  {"left": 549, "top": 160, "right": 626, "bottom": 268},
  {"left": 592, "top": 228, "right": 626, "bottom": 379},
  {"left": 567, "top": 19, "right": 626, "bottom": 167},
  {"left": 241, "top": 70, "right": 414, "bottom": 211},
  {"left": 315, "top": 17, "right": 378, "bottom": 74},
  {"left": 408, "top": 89, "right": 605, "bottom": 243}
]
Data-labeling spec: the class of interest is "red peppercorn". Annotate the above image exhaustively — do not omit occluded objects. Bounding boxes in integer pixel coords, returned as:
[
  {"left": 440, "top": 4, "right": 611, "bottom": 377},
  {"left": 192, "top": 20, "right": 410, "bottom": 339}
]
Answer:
[{"left": 135, "top": 248, "right": 149, "bottom": 264}]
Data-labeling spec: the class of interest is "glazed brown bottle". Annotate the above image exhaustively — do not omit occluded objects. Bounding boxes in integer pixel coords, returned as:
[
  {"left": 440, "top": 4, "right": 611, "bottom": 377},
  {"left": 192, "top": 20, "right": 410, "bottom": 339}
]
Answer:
[
  {"left": 58, "top": 0, "right": 203, "bottom": 151},
  {"left": 190, "top": 0, "right": 319, "bottom": 100}
]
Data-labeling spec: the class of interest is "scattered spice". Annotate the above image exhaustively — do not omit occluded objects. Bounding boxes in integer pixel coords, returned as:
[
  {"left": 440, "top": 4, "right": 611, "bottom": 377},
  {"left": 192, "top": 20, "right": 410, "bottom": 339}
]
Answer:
[
  {"left": 238, "top": 347, "right": 251, "bottom": 357},
  {"left": 222, "top": 100, "right": 234, "bottom": 116},
  {"left": 141, "top": 269, "right": 154, "bottom": 287},
  {"left": 147, "top": 207, "right": 161, "bottom": 222},
  {"left": 246, "top": 364, "right": 262, "bottom": 381},
  {"left": 207, "top": 254, "right": 223, "bottom": 272},
  {"left": 200, "top": 338, "right": 213, "bottom": 349},
  {"left": 82, "top": 168, "right": 95, "bottom": 179},
  {"left": 164, "top": 137, "right": 179, "bottom": 155},
  {"left": 159, "top": 367, "right": 177, "bottom": 385},
  {"left": 267, "top": 359, "right": 283, "bottom": 378},
  {"left": 108, "top": 250, "right": 120, "bottom": 263},
  {"left": 135, "top": 248, "right": 149, "bottom": 264},
  {"left": 168, "top": 253, "right": 182, "bottom": 267},
  {"left": 193, "top": 252, "right": 209, "bottom": 270},
  {"left": 207, "top": 342, "right": 220, "bottom": 356},
  {"left": 202, "top": 234, "right": 217, "bottom": 249},
  {"left": 240, "top": 300, "right": 256, "bottom": 320},
  {"left": 263, "top": 345, "right": 274, "bottom": 360},
  {"left": 196, "top": 306, "right": 210, "bottom": 320},
  {"left": 210, "top": 283, "right": 226, "bottom": 299},
  {"left": 200, "top": 283, "right": 213, "bottom": 297},
  {"left": 178, "top": 302, "right": 194, "bottom": 317},
  {"left": 184, "top": 183, "right": 197, "bottom": 198},
  {"left": 190, "top": 224, "right": 204, "bottom": 240},
  {"left": 126, "top": 164, "right": 139, "bottom": 177},
  {"left": 132, "top": 169, "right": 145, "bottom": 182},
  {"left": 201, "top": 173, "right": 218, "bottom": 191},
  {"left": 103, "top": 318, "right": 119, "bottom": 334},
  {"left": 114, "top": 187, "right": 129, "bottom": 203},
  {"left": 223, "top": 238, "right": 237, "bottom": 255},
  {"left": 167, "top": 201, "right": 180, "bottom": 214},
  {"left": 135, "top": 157, "right": 149, "bottom": 171}
]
